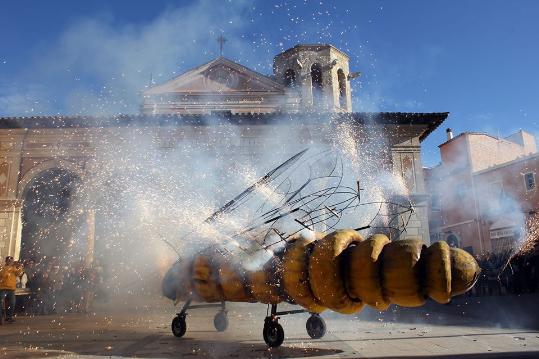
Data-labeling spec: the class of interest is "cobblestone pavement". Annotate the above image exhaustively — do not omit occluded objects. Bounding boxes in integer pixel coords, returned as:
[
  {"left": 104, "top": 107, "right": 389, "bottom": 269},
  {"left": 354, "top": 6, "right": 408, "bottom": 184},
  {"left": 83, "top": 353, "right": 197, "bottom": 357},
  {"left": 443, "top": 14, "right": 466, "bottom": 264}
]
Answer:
[{"left": 1, "top": 300, "right": 538, "bottom": 358}]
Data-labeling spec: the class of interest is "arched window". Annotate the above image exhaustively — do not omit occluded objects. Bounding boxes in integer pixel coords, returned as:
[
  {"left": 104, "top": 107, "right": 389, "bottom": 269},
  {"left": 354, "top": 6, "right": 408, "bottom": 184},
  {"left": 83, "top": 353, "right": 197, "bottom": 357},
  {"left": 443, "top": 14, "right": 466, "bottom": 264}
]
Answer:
[
  {"left": 446, "top": 234, "right": 460, "bottom": 248},
  {"left": 310, "top": 63, "right": 323, "bottom": 104},
  {"left": 337, "top": 69, "right": 347, "bottom": 108},
  {"left": 284, "top": 69, "right": 296, "bottom": 87}
]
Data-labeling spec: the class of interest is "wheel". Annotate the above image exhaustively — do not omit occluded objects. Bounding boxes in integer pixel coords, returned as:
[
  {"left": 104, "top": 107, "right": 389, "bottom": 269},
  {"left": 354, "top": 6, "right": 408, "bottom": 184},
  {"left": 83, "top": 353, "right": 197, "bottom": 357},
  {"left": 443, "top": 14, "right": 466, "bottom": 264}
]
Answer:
[
  {"left": 214, "top": 311, "right": 229, "bottom": 332},
  {"left": 171, "top": 315, "right": 187, "bottom": 338},
  {"left": 306, "top": 314, "right": 326, "bottom": 339},
  {"left": 263, "top": 320, "right": 285, "bottom": 348}
]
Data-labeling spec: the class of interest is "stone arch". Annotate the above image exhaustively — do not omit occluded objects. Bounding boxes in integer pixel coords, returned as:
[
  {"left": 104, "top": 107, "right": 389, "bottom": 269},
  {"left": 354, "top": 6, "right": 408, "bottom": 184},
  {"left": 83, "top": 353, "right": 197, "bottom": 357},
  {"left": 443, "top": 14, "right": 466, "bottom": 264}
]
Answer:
[
  {"left": 310, "top": 63, "right": 323, "bottom": 105},
  {"left": 19, "top": 164, "right": 84, "bottom": 262},
  {"left": 18, "top": 159, "right": 85, "bottom": 200},
  {"left": 445, "top": 233, "right": 460, "bottom": 248},
  {"left": 284, "top": 69, "right": 296, "bottom": 87}
]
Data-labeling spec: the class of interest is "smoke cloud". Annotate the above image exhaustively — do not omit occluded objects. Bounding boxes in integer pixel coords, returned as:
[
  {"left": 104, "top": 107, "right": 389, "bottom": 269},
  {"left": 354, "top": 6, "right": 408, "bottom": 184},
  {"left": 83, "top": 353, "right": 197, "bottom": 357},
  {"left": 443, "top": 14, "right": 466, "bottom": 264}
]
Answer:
[
  {"left": 19, "top": 116, "right": 414, "bottom": 306},
  {"left": 7, "top": 1, "right": 417, "bottom": 308},
  {"left": 0, "top": 0, "right": 258, "bottom": 116}
]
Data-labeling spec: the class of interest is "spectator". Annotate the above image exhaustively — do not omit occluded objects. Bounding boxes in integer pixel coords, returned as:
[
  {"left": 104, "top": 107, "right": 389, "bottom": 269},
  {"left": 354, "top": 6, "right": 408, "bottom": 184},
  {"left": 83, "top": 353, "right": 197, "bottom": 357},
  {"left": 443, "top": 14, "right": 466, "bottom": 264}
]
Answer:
[
  {"left": 31, "top": 260, "right": 54, "bottom": 315},
  {"left": 79, "top": 266, "right": 97, "bottom": 312},
  {"left": 0, "top": 256, "right": 24, "bottom": 324},
  {"left": 44, "top": 262, "right": 64, "bottom": 314},
  {"left": 61, "top": 263, "right": 83, "bottom": 313},
  {"left": 468, "top": 247, "right": 539, "bottom": 297},
  {"left": 23, "top": 259, "right": 37, "bottom": 287},
  {"left": 93, "top": 259, "right": 108, "bottom": 303}
]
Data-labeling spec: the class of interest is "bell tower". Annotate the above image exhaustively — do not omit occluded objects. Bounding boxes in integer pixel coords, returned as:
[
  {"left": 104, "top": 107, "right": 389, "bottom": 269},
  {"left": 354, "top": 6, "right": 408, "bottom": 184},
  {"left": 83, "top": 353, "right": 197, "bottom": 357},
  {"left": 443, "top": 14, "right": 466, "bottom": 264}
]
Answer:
[{"left": 273, "top": 44, "right": 354, "bottom": 113}]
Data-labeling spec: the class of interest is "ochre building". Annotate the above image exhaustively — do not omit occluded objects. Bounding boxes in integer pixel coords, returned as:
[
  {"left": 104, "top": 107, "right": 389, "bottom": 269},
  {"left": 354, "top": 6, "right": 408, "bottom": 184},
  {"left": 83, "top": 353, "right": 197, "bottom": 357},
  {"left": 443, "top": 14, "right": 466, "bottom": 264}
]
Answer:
[{"left": 425, "top": 129, "right": 538, "bottom": 254}]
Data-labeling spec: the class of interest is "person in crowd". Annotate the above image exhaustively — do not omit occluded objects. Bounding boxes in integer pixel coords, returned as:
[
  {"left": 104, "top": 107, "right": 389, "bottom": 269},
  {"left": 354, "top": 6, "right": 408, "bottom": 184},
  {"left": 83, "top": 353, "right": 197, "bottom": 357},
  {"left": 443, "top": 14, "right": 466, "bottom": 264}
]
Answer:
[
  {"left": 511, "top": 258, "right": 523, "bottom": 294},
  {"left": 0, "top": 256, "right": 24, "bottom": 324},
  {"left": 93, "top": 259, "right": 108, "bottom": 303},
  {"left": 23, "top": 259, "right": 37, "bottom": 287},
  {"left": 35, "top": 258, "right": 61, "bottom": 315},
  {"left": 61, "top": 262, "right": 83, "bottom": 313},
  {"left": 45, "top": 261, "right": 64, "bottom": 314},
  {"left": 522, "top": 260, "right": 534, "bottom": 294},
  {"left": 468, "top": 247, "right": 539, "bottom": 296},
  {"left": 499, "top": 263, "right": 513, "bottom": 295},
  {"left": 26, "top": 258, "right": 46, "bottom": 315},
  {"left": 79, "top": 265, "right": 97, "bottom": 312},
  {"left": 36, "top": 261, "right": 52, "bottom": 314}
]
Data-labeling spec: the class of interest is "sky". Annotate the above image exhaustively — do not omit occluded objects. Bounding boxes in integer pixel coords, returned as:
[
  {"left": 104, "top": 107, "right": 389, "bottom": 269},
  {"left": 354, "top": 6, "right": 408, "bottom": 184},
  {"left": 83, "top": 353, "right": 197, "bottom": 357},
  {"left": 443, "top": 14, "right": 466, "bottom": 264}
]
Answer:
[{"left": 1, "top": 0, "right": 538, "bottom": 166}]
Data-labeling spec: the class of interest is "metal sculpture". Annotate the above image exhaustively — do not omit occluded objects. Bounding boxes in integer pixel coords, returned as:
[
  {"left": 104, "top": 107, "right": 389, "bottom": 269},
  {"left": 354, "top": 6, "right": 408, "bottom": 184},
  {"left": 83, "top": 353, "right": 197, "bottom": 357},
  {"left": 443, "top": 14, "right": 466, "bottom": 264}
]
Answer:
[{"left": 161, "top": 148, "right": 480, "bottom": 347}]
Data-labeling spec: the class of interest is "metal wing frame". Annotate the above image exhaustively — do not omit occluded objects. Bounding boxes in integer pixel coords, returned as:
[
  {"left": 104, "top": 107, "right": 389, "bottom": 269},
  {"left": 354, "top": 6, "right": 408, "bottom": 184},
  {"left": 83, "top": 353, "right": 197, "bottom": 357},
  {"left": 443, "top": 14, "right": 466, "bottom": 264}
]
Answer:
[{"left": 169, "top": 148, "right": 415, "bottom": 257}]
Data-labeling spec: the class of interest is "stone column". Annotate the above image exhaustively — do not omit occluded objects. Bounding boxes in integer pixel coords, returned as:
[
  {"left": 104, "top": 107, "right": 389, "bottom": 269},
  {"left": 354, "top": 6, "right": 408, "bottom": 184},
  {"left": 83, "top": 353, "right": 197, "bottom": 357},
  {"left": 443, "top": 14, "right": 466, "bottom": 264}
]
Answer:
[
  {"left": 0, "top": 199, "right": 22, "bottom": 260},
  {"left": 0, "top": 129, "right": 26, "bottom": 259}
]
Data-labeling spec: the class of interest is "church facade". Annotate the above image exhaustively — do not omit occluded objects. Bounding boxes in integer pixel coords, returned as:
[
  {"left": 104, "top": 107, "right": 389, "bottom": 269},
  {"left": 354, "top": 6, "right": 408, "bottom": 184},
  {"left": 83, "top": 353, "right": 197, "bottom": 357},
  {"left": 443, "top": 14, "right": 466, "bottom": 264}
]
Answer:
[
  {"left": 0, "top": 44, "right": 446, "bottom": 261},
  {"left": 141, "top": 44, "right": 353, "bottom": 115}
]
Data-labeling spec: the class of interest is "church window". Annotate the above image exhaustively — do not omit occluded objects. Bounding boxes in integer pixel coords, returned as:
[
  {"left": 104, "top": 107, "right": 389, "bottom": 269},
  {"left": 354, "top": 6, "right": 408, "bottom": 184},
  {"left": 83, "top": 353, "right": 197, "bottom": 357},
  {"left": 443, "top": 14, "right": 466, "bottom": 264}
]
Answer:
[
  {"left": 524, "top": 172, "right": 536, "bottom": 191},
  {"left": 337, "top": 69, "right": 347, "bottom": 108},
  {"left": 284, "top": 69, "right": 296, "bottom": 87},
  {"left": 431, "top": 193, "right": 441, "bottom": 211},
  {"left": 311, "top": 63, "right": 323, "bottom": 104}
]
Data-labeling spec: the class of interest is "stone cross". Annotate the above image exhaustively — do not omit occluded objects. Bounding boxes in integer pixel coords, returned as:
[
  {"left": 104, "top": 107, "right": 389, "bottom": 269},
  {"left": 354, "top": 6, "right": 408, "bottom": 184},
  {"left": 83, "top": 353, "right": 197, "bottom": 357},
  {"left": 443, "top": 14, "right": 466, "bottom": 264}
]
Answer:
[{"left": 216, "top": 34, "right": 227, "bottom": 56}]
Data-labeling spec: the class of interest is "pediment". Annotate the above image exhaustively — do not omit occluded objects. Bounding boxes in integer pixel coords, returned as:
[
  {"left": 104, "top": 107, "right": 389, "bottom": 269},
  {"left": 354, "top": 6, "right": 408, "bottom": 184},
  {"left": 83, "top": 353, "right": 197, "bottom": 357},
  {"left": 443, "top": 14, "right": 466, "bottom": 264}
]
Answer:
[{"left": 144, "top": 57, "right": 285, "bottom": 95}]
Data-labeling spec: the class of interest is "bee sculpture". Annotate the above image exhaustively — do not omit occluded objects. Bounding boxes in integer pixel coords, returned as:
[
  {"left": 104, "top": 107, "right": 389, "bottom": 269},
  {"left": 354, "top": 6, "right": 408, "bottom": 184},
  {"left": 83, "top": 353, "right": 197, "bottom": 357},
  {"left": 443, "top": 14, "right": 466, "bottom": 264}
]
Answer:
[{"left": 162, "top": 229, "right": 480, "bottom": 347}]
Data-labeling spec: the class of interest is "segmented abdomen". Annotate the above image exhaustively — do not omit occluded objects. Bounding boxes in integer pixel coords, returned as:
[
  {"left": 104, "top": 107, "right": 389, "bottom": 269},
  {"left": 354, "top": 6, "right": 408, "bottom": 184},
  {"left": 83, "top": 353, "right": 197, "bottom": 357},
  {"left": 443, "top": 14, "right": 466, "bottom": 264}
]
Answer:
[{"left": 172, "top": 229, "right": 480, "bottom": 314}]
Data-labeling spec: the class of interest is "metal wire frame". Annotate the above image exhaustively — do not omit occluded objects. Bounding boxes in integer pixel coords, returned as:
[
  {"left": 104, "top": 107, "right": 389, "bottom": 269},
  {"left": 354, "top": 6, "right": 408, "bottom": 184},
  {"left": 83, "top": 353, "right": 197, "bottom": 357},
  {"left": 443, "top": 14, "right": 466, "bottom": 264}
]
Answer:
[{"left": 168, "top": 147, "right": 415, "bottom": 258}]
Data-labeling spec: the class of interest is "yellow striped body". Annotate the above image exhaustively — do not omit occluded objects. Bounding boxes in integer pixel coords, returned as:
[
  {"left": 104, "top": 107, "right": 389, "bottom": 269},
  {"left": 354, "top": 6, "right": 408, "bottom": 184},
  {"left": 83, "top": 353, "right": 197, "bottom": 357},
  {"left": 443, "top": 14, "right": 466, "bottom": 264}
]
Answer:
[{"left": 168, "top": 230, "right": 480, "bottom": 314}]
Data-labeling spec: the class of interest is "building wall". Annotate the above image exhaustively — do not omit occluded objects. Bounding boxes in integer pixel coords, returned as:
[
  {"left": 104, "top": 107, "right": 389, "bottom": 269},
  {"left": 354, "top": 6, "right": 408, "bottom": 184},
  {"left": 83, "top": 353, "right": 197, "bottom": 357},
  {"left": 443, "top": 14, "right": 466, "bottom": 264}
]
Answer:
[
  {"left": 426, "top": 130, "right": 539, "bottom": 254},
  {"left": 0, "top": 128, "right": 94, "bottom": 259},
  {"left": 391, "top": 136, "right": 430, "bottom": 242},
  {"left": 475, "top": 154, "right": 539, "bottom": 213},
  {"left": 468, "top": 133, "right": 535, "bottom": 172},
  {"left": 505, "top": 130, "right": 537, "bottom": 154},
  {"left": 439, "top": 135, "right": 470, "bottom": 171},
  {"left": 0, "top": 121, "right": 432, "bottom": 259},
  {"left": 0, "top": 129, "right": 25, "bottom": 259}
]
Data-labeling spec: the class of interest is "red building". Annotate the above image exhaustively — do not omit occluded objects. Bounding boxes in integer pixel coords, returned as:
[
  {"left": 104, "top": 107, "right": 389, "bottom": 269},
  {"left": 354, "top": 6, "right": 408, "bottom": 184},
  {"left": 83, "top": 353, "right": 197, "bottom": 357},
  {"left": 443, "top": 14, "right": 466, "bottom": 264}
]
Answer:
[{"left": 425, "top": 129, "right": 538, "bottom": 254}]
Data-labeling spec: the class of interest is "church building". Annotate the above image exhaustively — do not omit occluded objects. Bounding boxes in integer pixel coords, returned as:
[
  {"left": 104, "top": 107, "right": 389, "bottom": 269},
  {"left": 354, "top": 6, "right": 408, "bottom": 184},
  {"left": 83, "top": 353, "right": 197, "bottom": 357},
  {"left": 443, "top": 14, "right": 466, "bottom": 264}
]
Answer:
[
  {"left": 0, "top": 43, "right": 447, "bottom": 261},
  {"left": 142, "top": 44, "right": 353, "bottom": 115}
]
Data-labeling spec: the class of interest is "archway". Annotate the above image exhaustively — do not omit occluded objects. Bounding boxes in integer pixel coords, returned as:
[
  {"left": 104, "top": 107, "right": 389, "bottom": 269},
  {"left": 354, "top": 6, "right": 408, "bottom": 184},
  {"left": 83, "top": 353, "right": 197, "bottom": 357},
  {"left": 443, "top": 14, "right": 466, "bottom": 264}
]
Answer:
[
  {"left": 337, "top": 69, "right": 347, "bottom": 108},
  {"left": 284, "top": 69, "right": 296, "bottom": 87},
  {"left": 20, "top": 168, "right": 82, "bottom": 262},
  {"left": 310, "top": 63, "right": 323, "bottom": 105},
  {"left": 446, "top": 233, "right": 460, "bottom": 248}
]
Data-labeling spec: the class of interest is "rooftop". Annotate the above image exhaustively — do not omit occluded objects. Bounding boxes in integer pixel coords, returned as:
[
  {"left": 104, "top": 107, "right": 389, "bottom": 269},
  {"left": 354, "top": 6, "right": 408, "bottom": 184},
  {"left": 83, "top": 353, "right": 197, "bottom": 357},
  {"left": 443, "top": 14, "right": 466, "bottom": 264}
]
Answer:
[
  {"left": 274, "top": 43, "right": 349, "bottom": 59},
  {"left": 0, "top": 111, "right": 448, "bottom": 142}
]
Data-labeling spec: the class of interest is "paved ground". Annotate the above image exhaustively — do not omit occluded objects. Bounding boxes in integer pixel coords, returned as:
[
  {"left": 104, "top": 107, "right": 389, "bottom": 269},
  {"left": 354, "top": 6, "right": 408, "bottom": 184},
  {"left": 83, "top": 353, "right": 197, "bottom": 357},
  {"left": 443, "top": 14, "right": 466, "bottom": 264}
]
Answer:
[{"left": 1, "top": 299, "right": 539, "bottom": 358}]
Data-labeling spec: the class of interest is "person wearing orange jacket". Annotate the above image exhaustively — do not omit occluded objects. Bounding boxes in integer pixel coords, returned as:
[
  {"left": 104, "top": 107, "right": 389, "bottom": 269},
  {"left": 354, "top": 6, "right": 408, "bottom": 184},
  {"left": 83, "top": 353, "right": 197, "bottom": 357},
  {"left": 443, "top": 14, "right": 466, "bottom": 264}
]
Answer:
[{"left": 0, "top": 256, "right": 24, "bottom": 324}]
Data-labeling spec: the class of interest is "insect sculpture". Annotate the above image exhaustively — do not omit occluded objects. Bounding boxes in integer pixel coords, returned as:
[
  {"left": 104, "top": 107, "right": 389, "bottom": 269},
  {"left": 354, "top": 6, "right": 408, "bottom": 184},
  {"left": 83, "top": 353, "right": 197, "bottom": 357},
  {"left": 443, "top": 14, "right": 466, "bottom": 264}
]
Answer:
[{"left": 162, "top": 149, "right": 480, "bottom": 347}]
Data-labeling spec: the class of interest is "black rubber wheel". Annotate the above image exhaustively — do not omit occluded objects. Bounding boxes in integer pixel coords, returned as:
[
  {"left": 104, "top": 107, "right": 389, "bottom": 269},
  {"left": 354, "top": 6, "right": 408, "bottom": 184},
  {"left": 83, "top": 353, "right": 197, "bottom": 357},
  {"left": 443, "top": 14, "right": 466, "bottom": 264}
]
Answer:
[
  {"left": 306, "top": 314, "right": 326, "bottom": 339},
  {"left": 214, "top": 311, "right": 229, "bottom": 332},
  {"left": 263, "top": 321, "right": 285, "bottom": 348},
  {"left": 171, "top": 316, "right": 187, "bottom": 338}
]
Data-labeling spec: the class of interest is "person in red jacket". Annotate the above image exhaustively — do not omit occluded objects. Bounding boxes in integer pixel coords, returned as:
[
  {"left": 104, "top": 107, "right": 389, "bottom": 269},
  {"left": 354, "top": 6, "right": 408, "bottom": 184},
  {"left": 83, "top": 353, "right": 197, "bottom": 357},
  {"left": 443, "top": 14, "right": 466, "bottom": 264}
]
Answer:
[{"left": 0, "top": 256, "right": 24, "bottom": 324}]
